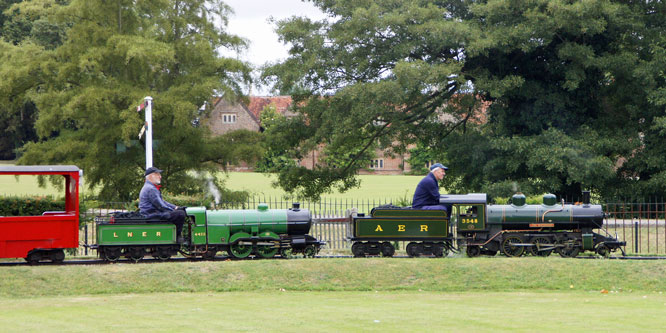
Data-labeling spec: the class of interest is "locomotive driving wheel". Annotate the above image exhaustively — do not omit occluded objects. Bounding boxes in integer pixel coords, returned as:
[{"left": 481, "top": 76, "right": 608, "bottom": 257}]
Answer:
[
  {"left": 229, "top": 243, "right": 252, "bottom": 258},
  {"left": 556, "top": 239, "right": 581, "bottom": 258},
  {"left": 529, "top": 237, "right": 553, "bottom": 257},
  {"left": 256, "top": 245, "right": 278, "bottom": 259},
  {"left": 380, "top": 242, "right": 395, "bottom": 257},
  {"left": 501, "top": 235, "right": 525, "bottom": 257}
]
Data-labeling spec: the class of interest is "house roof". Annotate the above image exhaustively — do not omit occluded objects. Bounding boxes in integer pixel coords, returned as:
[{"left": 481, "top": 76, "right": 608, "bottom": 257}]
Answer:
[{"left": 247, "top": 96, "right": 293, "bottom": 119}]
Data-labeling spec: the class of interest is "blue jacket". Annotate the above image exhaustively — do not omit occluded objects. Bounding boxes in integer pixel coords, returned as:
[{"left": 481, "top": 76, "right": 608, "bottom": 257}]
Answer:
[
  {"left": 139, "top": 180, "right": 176, "bottom": 219},
  {"left": 412, "top": 172, "right": 441, "bottom": 208}
]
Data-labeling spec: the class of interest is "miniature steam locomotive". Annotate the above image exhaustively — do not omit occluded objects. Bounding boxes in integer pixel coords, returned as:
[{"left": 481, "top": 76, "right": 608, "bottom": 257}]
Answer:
[
  {"left": 350, "top": 192, "right": 625, "bottom": 257},
  {"left": 94, "top": 203, "right": 324, "bottom": 262}
]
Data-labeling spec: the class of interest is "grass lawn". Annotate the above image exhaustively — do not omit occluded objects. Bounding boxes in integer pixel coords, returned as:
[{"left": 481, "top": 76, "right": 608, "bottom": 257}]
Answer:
[
  {"left": 221, "top": 172, "right": 423, "bottom": 200},
  {"left": 1, "top": 291, "right": 664, "bottom": 332},
  {"left": 1, "top": 258, "right": 665, "bottom": 331}
]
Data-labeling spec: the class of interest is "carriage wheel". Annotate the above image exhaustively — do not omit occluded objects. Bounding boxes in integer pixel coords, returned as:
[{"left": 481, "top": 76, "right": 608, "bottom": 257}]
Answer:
[
  {"left": 351, "top": 242, "right": 365, "bottom": 257},
  {"left": 128, "top": 247, "right": 144, "bottom": 262},
  {"left": 529, "top": 237, "right": 553, "bottom": 257},
  {"left": 406, "top": 242, "right": 420, "bottom": 257},
  {"left": 103, "top": 247, "right": 121, "bottom": 262},
  {"left": 380, "top": 242, "right": 395, "bottom": 257},
  {"left": 432, "top": 243, "right": 445, "bottom": 257},
  {"left": 501, "top": 235, "right": 525, "bottom": 257}
]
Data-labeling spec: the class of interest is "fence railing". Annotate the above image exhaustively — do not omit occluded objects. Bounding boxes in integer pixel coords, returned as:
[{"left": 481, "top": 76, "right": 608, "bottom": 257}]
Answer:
[{"left": 74, "top": 197, "right": 666, "bottom": 256}]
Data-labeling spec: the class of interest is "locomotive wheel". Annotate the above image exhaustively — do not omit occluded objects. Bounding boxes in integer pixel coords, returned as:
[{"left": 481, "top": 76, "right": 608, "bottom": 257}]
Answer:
[
  {"left": 229, "top": 232, "right": 252, "bottom": 258},
  {"left": 596, "top": 244, "right": 610, "bottom": 257},
  {"left": 529, "top": 237, "right": 553, "bottom": 257},
  {"left": 556, "top": 239, "right": 581, "bottom": 258},
  {"left": 279, "top": 248, "right": 294, "bottom": 259},
  {"left": 229, "top": 244, "right": 252, "bottom": 258},
  {"left": 303, "top": 245, "right": 317, "bottom": 258},
  {"left": 351, "top": 242, "right": 365, "bottom": 257},
  {"left": 501, "top": 235, "right": 525, "bottom": 257},
  {"left": 380, "top": 242, "right": 395, "bottom": 257},
  {"left": 466, "top": 245, "right": 481, "bottom": 257},
  {"left": 256, "top": 245, "right": 278, "bottom": 259},
  {"left": 406, "top": 242, "right": 420, "bottom": 257},
  {"left": 103, "top": 247, "right": 121, "bottom": 262}
]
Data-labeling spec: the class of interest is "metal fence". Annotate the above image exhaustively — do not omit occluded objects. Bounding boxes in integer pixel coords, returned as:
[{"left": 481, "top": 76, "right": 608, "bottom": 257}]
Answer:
[{"left": 75, "top": 197, "right": 666, "bottom": 256}]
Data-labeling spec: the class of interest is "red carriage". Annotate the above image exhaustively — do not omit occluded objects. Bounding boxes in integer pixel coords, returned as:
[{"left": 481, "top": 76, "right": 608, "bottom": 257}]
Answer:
[{"left": 0, "top": 165, "right": 81, "bottom": 263}]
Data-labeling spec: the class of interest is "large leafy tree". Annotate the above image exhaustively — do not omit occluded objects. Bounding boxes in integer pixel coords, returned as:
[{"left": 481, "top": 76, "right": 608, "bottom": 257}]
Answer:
[
  {"left": 3, "top": 0, "right": 261, "bottom": 200},
  {"left": 264, "top": 0, "right": 666, "bottom": 200}
]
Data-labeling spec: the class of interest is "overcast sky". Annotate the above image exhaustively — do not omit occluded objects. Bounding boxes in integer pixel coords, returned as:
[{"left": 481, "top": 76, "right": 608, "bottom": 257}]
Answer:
[{"left": 220, "top": 0, "right": 327, "bottom": 94}]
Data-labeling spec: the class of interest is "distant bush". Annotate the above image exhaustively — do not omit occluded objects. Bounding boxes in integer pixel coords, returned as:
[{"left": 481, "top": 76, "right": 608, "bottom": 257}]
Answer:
[{"left": 0, "top": 196, "right": 65, "bottom": 216}]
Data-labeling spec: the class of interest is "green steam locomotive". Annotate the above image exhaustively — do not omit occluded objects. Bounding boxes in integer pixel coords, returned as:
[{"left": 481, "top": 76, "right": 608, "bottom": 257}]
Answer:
[
  {"left": 350, "top": 192, "right": 625, "bottom": 258},
  {"left": 94, "top": 203, "right": 323, "bottom": 262}
]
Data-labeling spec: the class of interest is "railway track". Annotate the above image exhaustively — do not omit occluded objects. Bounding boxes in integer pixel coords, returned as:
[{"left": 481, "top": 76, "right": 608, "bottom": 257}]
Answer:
[{"left": 2, "top": 254, "right": 666, "bottom": 266}]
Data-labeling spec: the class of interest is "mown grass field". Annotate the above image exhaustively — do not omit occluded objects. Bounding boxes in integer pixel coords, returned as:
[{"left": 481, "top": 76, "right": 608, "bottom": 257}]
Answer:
[
  {"left": 1, "top": 257, "right": 665, "bottom": 331},
  {"left": 2, "top": 291, "right": 664, "bottom": 332},
  {"left": 1, "top": 167, "right": 422, "bottom": 201}
]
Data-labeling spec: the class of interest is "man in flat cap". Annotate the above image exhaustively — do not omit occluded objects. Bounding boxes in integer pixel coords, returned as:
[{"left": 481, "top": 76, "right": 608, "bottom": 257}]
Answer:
[
  {"left": 139, "top": 166, "right": 186, "bottom": 242},
  {"left": 412, "top": 163, "right": 448, "bottom": 211}
]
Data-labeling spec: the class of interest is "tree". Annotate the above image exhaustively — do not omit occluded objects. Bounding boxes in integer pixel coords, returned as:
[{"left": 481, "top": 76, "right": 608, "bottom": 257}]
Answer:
[
  {"left": 4, "top": 0, "right": 261, "bottom": 200},
  {"left": 263, "top": 0, "right": 666, "bottom": 200}
]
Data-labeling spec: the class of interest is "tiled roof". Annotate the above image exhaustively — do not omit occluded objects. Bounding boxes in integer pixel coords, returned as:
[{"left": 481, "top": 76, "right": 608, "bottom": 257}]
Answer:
[{"left": 247, "top": 96, "right": 293, "bottom": 119}]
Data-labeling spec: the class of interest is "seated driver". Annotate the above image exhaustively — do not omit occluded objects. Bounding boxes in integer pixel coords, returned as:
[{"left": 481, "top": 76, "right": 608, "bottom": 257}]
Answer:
[
  {"left": 139, "top": 166, "right": 185, "bottom": 242},
  {"left": 412, "top": 163, "right": 448, "bottom": 211}
]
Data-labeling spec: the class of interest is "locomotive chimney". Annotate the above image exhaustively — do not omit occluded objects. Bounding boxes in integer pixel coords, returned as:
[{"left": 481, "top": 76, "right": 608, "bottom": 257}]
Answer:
[
  {"left": 292, "top": 202, "right": 301, "bottom": 211},
  {"left": 582, "top": 191, "right": 590, "bottom": 205}
]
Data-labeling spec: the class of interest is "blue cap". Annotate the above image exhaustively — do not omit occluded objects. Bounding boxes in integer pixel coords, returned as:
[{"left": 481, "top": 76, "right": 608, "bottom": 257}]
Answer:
[
  {"left": 145, "top": 166, "right": 163, "bottom": 177},
  {"left": 430, "top": 163, "right": 448, "bottom": 171}
]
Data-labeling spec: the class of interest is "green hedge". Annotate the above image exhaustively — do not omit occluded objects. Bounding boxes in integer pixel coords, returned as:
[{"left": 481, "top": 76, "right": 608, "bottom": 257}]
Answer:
[{"left": 0, "top": 196, "right": 65, "bottom": 216}]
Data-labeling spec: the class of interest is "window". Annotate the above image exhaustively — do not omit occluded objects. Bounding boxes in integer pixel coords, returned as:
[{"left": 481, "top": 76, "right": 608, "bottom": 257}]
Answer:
[
  {"left": 222, "top": 114, "right": 237, "bottom": 123},
  {"left": 370, "top": 159, "right": 384, "bottom": 169}
]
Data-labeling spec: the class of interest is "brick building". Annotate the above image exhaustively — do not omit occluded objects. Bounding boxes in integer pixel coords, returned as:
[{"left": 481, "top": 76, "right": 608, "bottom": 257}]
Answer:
[{"left": 204, "top": 95, "right": 486, "bottom": 174}]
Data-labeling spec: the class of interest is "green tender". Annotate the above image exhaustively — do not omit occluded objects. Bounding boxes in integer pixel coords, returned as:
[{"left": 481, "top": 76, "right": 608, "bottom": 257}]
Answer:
[
  {"left": 97, "top": 224, "right": 176, "bottom": 245},
  {"left": 356, "top": 218, "right": 449, "bottom": 238}
]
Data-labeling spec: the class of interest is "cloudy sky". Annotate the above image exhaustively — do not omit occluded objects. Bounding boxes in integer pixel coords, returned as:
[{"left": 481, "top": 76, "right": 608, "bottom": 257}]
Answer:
[{"left": 220, "top": 0, "right": 327, "bottom": 93}]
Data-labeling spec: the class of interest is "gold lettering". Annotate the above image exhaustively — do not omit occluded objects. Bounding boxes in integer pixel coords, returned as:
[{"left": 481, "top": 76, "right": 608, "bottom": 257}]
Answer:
[
  {"left": 142, "top": 232, "right": 147, "bottom": 237},
  {"left": 375, "top": 225, "right": 383, "bottom": 232},
  {"left": 156, "top": 231, "right": 161, "bottom": 237},
  {"left": 398, "top": 225, "right": 405, "bottom": 232},
  {"left": 420, "top": 225, "right": 428, "bottom": 232},
  {"left": 113, "top": 232, "right": 118, "bottom": 238},
  {"left": 127, "top": 232, "right": 133, "bottom": 237}
]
